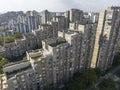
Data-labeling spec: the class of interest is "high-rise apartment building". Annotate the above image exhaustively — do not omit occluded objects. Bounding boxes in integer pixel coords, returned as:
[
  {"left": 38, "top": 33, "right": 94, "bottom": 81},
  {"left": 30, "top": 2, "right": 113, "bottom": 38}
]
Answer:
[
  {"left": 58, "top": 30, "right": 82, "bottom": 72},
  {"left": 40, "top": 10, "right": 51, "bottom": 24},
  {"left": 52, "top": 16, "right": 68, "bottom": 32},
  {"left": 68, "top": 9, "right": 83, "bottom": 23},
  {"left": 91, "top": 7, "right": 120, "bottom": 70},
  {"left": 42, "top": 37, "right": 72, "bottom": 87},
  {"left": 76, "top": 24, "right": 96, "bottom": 70},
  {"left": 27, "top": 49, "right": 53, "bottom": 90}
]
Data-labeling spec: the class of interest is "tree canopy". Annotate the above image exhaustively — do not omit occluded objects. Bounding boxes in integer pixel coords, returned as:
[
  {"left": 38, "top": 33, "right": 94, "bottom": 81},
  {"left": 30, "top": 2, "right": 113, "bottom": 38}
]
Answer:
[
  {"left": 60, "top": 69, "right": 99, "bottom": 90},
  {"left": 0, "top": 56, "right": 9, "bottom": 74},
  {"left": 0, "top": 32, "right": 23, "bottom": 45},
  {"left": 98, "top": 79, "right": 116, "bottom": 90}
]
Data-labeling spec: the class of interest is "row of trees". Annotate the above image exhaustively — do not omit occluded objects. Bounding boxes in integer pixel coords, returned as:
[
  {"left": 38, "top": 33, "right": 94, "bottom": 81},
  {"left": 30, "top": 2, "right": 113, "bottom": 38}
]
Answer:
[{"left": 56, "top": 66, "right": 116, "bottom": 90}]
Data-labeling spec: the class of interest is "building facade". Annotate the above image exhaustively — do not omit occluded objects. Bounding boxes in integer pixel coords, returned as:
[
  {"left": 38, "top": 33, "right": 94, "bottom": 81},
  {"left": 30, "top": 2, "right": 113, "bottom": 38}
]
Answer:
[{"left": 91, "top": 7, "right": 120, "bottom": 70}]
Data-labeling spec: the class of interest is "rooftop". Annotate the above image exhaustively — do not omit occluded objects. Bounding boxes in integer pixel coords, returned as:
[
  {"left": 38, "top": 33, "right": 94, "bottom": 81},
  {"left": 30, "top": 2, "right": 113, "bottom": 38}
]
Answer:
[
  {"left": 28, "top": 49, "right": 45, "bottom": 61},
  {"left": 31, "top": 56, "right": 44, "bottom": 61},
  {"left": 6, "top": 65, "right": 31, "bottom": 79},
  {"left": 3, "top": 60, "right": 29, "bottom": 68},
  {"left": 45, "top": 37, "right": 67, "bottom": 47},
  {"left": 66, "top": 30, "right": 79, "bottom": 36}
]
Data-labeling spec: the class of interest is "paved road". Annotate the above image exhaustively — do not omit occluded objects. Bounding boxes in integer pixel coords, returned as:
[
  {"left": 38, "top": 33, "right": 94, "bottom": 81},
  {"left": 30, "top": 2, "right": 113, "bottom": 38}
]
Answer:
[{"left": 87, "top": 65, "right": 120, "bottom": 90}]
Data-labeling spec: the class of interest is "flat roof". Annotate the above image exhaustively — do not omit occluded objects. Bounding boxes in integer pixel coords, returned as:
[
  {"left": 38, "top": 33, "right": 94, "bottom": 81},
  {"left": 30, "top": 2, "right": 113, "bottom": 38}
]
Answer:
[
  {"left": 7, "top": 65, "right": 31, "bottom": 79},
  {"left": 46, "top": 37, "right": 67, "bottom": 47},
  {"left": 3, "top": 60, "right": 29, "bottom": 68},
  {"left": 66, "top": 30, "right": 78, "bottom": 35},
  {"left": 28, "top": 49, "right": 45, "bottom": 61}
]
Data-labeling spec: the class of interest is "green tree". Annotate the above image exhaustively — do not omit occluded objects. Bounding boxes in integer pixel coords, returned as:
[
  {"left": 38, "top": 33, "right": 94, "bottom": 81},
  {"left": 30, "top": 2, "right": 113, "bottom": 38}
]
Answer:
[
  {"left": 14, "top": 32, "right": 23, "bottom": 39},
  {"left": 112, "top": 52, "right": 120, "bottom": 66},
  {"left": 0, "top": 33, "right": 23, "bottom": 45},
  {"left": 0, "top": 56, "right": 10, "bottom": 74},
  {"left": 4, "top": 36, "right": 14, "bottom": 43},
  {"left": 99, "top": 79, "right": 116, "bottom": 90},
  {"left": 60, "top": 69, "right": 99, "bottom": 90},
  {"left": 83, "top": 69, "right": 98, "bottom": 86},
  {"left": 94, "top": 68, "right": 103, "bottom": 77}
]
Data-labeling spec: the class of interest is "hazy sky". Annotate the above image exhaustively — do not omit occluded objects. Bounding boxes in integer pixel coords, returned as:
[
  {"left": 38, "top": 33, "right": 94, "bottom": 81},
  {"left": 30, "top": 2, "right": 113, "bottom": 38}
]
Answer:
[{"left": 0, "top": 0, "right": 119, "bottom": 12}]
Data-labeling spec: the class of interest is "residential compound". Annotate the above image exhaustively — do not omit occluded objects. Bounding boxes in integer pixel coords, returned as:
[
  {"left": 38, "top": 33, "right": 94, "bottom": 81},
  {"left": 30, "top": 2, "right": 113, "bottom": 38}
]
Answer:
[
  {"left": 0, "top": 7, "right": 120, "bottom": 90},
  {"left": 0, "top": 24, "right": 56, "bottom": 58},
  {"left": 0, "top": 10, "right": 65, "bottom": 37}
]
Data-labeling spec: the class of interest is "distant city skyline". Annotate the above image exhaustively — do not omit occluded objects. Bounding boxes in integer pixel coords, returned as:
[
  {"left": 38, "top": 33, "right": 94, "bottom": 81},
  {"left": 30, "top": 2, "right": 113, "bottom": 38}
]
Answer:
[{"left": 0, "top": 0, "right": 119, "bottom": 13}]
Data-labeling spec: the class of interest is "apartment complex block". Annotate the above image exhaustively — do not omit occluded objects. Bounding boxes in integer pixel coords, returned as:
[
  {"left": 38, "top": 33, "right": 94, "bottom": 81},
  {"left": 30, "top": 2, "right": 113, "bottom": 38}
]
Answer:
[
  {"left": 2, "top": 27, "right": 96, "bottom": 90},
  {"left": 0, "top": 7, "right": 120, "bottom": 90},
  {"left": 1, "top": 37, "right": 71, "bottom": 90},
  {"left": 68, "top": 9, "right": 83, "bottom": 23}
]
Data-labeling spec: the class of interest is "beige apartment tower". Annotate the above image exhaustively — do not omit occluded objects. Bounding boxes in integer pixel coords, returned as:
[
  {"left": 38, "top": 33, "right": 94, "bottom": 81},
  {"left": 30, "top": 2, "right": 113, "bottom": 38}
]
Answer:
[{"left": 91, "top": 7, "right": 120, "bottom": 70}]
